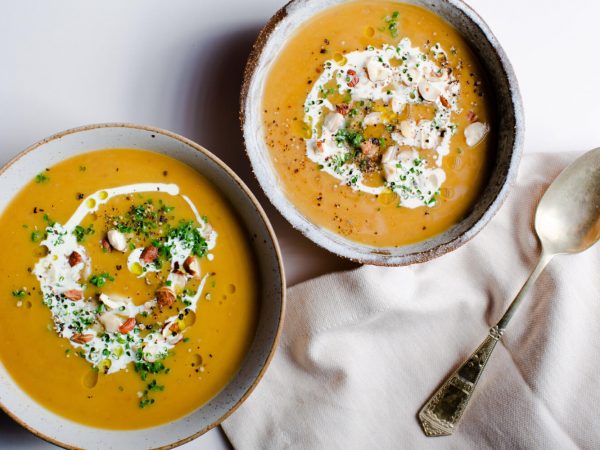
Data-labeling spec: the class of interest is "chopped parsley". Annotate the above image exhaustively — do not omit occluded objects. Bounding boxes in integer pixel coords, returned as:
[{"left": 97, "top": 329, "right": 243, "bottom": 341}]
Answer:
[
  {"left": 134, "top": 358, "right": 167, "bottom": 382},
  {"left": 114, "top": 199, "right": 175, "bottom": 237},
  {"left": 35, "top": 173, "right": 49, "bottom": 183},
  {"left": 334, "top": 128, "right": 364, "bottom": 149},
  {"left": 139, "top": 397, "right": 155, "bottom": 408},
  {"left": 73, "top": 224, "right": 95, "bottom": 242},
  {"left": 12, "top": 290, "right": 26, "bottom": 298},
  {"left": 380, "top": 11, "right": 400, "bottom": 38},
  {"left": 147, "top": 379, "right": 165, "bottom": 392},
  {"left": 42, "top": 213, "right": 55, "bottom": 226},
  {"left": 136, "top": 372, "right": 166, "bottom": 408},
  {"left": 89, "top": 272, "right": 115, "bottom": 288},
  {"left": 167, "top": 221, "right": 208, "bottom": 258}
]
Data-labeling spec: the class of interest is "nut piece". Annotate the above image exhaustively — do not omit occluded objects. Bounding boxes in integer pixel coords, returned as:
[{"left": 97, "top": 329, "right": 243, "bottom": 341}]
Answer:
[
  {"left": 391, "top": 97, "right": 405, "bottom": 114},
  {"left": 362, "top": 112, "right": 382, "bottom": 127},
  {"left": 173, "top": 260, "right": 187, "bottom": 275},
  {"left": 142, "top": 342, "right": 165, "bottom": 362},
  {"left": 366, "top": 57, "right": 392, "bottom": 83},
  {"left": 140, "top": 245, "right": 158, "bottom": 263},
  {"left": 170, "top": 273, "right": 188, "bottom": 292},
  {"left": 99, "top": 293, "right": 131, "bottom": 311},
  {"left": 183, "top": 256, "right": 201, "bottom": 278},
  {"left": 427, "top": 169, "right": 446, "bottom": 191},
  {"left": 439, "top": 96, "right": 450, "bottom": 108},
  {"left": 64, "top": 289, "right": 84, "bottom": 301},
  {"left": 346, "top": 69, "right": 359, "bottom": 87},
  {"left": 68, "top": 251, "right": 83, "bottom": 267},
  {"left": 100, "top": 239, "right": 111, "bottom": 252},
  {"left": 156, "top": 286, "right": 176, "bottom": 308},
  {"left": 107, "top": 229, "right": 127, "bottom": 252},
  {"left": 464, "top": 122, "right": 489, "bottom": 147},
  {"left": 400, "top": 119, "right": 417, "bottom": 139},
  {"left": 162, "top": 320, "right": 181, "bottom": 336},
  {"left": 118, "top": 317, "right": 136, "bottom": 334},
  {"left": 467, "top": 110, "right": 479, "bottom": 123},
  {"left": 98, "top": 311, "right": 123, "bottom": 333},
  {"left": 359, "top": 140, "right": 380, "bottom": 159},
  {"left": 381, "top": 145, "right": 400, "bottom": 180},
  {"left": 418, "top": 79, "right": 442, "bottom": 102},
  {"left": 71, "top": 333, "right": 94, "bottom": 344},
  {"left": 322, "top": 112, "right": 345, "bottom": 133},
  {"left": 162, "top": 320, "right": 184, "bottom": 345},
  {"left": 335, "top": 103, "right": 350, "bottom": 115}
]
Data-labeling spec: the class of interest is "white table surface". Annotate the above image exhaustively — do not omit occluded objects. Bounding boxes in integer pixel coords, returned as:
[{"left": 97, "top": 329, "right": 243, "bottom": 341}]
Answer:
[{"left": 0, "top": 0, "right": 598, "bottom": 448}]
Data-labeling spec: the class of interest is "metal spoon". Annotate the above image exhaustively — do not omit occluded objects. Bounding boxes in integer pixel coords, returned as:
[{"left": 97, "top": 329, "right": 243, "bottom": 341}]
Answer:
[{"left": 419, "top": 148, "right": 600, "bottom": 437}]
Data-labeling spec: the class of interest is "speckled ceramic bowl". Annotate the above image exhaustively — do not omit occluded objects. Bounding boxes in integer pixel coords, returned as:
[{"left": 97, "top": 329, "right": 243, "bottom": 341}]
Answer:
[
  {"left": 0, "top": 123, "right": 285, "bottom": 449},
  {"left": 242, "top": 0, "right": 524, "bottom": 265}
]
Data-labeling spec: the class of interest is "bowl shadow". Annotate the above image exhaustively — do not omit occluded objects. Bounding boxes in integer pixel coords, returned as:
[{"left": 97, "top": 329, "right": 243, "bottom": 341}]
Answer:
[
  {"left": 0, "top": 411, "right": 50, "bottom": 449},
  {"left": 176, "top": 26, "right": 359, "bottom": 285}
]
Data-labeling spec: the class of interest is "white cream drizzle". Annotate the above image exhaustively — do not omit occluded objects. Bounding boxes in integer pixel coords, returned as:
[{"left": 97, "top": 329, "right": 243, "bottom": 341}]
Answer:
[
  {"left": 303, "top": 38, "right": 462, "bottom": 208},
  {"left": 64, "top": 183, "right": 180, "bottom": 231},
  {"left": 33, "top": 183, "right": 217, "bottom": 374}
]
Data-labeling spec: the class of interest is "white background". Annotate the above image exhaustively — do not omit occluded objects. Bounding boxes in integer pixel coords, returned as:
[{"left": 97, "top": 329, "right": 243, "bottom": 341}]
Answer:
[{"left": 0, "top": 0, "right": 599, "bottom": 448}]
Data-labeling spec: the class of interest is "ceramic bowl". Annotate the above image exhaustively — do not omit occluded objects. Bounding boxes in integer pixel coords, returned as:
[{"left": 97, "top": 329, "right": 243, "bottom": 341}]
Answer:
[
  {"left": 242, "top": 0, "right": 524, "bottom": 265},
  {"left": 0, "top": 123, "right": 285, "bottom": 449}
]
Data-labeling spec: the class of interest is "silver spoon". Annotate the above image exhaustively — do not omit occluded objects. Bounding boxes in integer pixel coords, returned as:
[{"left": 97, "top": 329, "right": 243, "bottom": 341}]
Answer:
[{"left": 419, "top": 148, "right": 600, "bottom": 437}]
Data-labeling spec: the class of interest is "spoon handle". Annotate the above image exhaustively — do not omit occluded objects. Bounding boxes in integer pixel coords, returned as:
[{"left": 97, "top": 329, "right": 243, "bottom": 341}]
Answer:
[
  {"left": 418, "top": 251, "right": 554, "bottom": 436},
  {"left": 418, "top": 326, "right": 502, "bottom": 436},
  {"left": 496, "top": 251, "right": 553, "bottom": 331}
]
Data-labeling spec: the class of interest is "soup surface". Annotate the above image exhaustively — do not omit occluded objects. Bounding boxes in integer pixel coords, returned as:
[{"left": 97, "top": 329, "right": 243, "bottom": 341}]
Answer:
[
  {"left": 262, "top": 1, "right": 494, "bottom": 246},
  {"left": 0, "top": 149, "right": 258, "bottom": 429}
]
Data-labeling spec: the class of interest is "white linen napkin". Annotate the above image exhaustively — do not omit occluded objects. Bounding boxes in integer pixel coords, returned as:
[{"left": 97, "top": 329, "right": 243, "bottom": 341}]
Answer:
[{"left": 222, "top": 152, "right": 600, "bottom": 450}]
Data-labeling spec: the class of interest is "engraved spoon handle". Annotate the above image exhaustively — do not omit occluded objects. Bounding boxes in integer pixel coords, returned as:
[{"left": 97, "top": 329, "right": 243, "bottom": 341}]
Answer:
[
  {"left": 418, "top": 326, "right": 501, "bottom": 436},
  {"left": 418, "top": 251, "right": 553, "bottom": 436}
]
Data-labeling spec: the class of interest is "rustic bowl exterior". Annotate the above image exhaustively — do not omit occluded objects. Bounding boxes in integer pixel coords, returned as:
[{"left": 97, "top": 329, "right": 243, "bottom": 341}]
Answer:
[
  {"left": 242, "top": 0, "right": 524, "bottom": 266},
  {"left": 0, "top": 123, "right": 285, "bottom": 449}
]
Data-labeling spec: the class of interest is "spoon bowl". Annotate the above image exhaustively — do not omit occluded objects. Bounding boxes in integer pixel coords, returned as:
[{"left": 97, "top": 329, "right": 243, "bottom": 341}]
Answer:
[{"left": 535, "top": 148, "right": 600, "bottom": 254}]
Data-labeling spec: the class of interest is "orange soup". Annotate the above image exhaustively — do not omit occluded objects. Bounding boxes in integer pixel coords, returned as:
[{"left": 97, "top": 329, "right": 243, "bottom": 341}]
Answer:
[
  {"left": 0, "top": 149, "right": 258, "bottom": 429},
  {"left": 262, "top": 1, "right": 494, "bottom": 246}
]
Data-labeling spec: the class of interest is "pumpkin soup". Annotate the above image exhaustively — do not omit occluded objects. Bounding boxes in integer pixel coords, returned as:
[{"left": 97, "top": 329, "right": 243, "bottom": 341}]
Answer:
[
  {"left": 0, "top": 149, "right": 258, "bottom": 429},
  {"left": 262, "top": 1, "right": 494, "bottom": 246}
]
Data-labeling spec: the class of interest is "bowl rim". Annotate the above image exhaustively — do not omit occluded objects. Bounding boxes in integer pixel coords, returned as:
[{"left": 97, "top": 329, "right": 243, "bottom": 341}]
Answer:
[
  {"left": 0, "top": 122, "right": 287, "bottom": 450},
  {"left": 240, "top": 0, "right": 525, "bottom": 266}
]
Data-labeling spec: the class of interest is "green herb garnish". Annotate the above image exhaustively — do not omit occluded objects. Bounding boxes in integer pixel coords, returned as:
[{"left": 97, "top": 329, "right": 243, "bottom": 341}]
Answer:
[
  {"left": 147, "top": 380, "right": 165, "bottom": 392},
  {"left": 42, "top": 213, "right": 55, "bottom": 226},
  {"left": 73, "top": 224, "right": 95, "bottom": 242},
  {"left": 35, "top": 173, "right": 49, "bottom": 183},
  {"left": 384, "top": 11, "right": 400, "bottom": 38},
  {"left": 167, "top": 221, "right": 208, "bottom": 258},
  {"left": 334, "top": 128, "right": 364, "bottom": 149},
  {"left": 12, "top": 290, "right": 26, "bottom": 298},
  {"left": 139, "top": 398, "right": 155, "bottom": 408},
  {"left": 134, "top": 359, "right": 167, "bottom": 382},
  {"left": 89, "top": 272, "right": 115, "bottom": 288}
]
